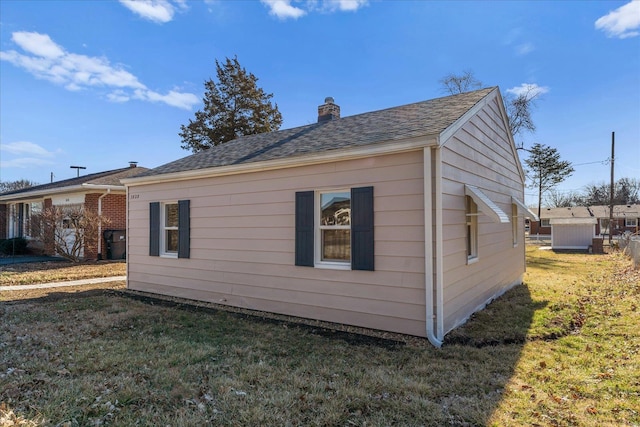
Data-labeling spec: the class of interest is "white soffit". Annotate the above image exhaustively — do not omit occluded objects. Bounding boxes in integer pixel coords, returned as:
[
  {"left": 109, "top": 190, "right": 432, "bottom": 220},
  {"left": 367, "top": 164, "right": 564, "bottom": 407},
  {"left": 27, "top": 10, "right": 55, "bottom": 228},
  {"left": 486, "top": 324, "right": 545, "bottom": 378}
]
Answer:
[
  {"left": 465, "top": 185, "right": 510, "bottom": 224},
  {"left": 512, "top": 196, "right": 539, "bottom": 221}
]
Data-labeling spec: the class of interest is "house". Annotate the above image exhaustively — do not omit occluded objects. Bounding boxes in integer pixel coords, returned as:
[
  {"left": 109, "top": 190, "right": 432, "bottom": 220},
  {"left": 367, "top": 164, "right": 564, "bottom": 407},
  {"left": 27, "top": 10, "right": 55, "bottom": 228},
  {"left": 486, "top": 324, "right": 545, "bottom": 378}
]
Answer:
[
  {"left": 122, "top": 87, "right": 535, "bottom": 346},
  {"left": 589, "top": 204, "right": 640, "bottom": 236},
  {"left": 0, "top": 163, "right": 147, "bottom": 259}
]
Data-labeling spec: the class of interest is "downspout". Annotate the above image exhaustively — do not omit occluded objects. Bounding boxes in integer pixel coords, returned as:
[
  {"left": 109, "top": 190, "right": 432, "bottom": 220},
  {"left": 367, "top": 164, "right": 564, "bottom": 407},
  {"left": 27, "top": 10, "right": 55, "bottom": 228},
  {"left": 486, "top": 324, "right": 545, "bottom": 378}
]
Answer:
[
  {"left": 97, "top": 189, "right": 111, "bottom": 259},
  {"left": 424, "top": 147, "right": 443, "bottom": 347}
]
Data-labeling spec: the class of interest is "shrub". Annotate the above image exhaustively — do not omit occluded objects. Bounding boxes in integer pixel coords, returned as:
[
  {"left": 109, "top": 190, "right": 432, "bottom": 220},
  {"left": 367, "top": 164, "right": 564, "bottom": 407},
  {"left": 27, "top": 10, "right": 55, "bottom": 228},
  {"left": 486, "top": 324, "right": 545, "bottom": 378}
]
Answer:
[{"left": 0, "top": 237, "right": 29, "bottom": 255}]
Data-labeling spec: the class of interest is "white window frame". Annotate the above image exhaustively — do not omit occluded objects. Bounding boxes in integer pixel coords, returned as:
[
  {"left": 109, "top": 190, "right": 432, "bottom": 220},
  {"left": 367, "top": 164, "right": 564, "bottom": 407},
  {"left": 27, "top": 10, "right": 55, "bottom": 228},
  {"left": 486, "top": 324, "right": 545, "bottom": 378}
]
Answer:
[
  {"left": 540, "top": 219, "right": 551, "bottom": 227},
  {"left": 466, "top": 196, "right": 478, "bottom": 263},
  {"left": 626, "top": 218, "right": 638, "bottom": 227},
  {"left": 161, "top": 201, "right": 179, "bottom": 258},
  {"left": 599, "top": 218, "right": 610, "bottom": 235},
  {"left": 315, "top": 189, "right": 351, "bottom": 270}
]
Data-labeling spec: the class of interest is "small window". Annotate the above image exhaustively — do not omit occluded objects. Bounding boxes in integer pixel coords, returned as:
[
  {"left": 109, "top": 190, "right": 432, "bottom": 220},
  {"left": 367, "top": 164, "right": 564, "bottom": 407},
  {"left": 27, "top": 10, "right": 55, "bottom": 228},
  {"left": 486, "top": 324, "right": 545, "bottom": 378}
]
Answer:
[
  {"left": 466, "top": 196, "right": 478, "bottom": 261},
  {"left": 162, "top": 202, "right": 179, "bottom": 256},
  {"left": 626, "top": 218, "right": 638, "bottom": 227},
  {"left": 540, "top": 219, "right": 551, "bottom": 227},
  {"left": 318, "top": 191, "right": 351, "bottom": 264},
  {"left": 512, "top": 203, "right": 518, "bottom": 246},
  {"left": 600, "top": 219, "right": 610, "bottom": 235}
]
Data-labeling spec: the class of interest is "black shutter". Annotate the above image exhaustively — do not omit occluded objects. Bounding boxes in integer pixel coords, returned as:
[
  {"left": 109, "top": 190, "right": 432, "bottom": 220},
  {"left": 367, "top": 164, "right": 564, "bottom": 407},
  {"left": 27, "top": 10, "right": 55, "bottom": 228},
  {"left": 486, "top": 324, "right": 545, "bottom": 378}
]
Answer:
[
  {"left": 351, "top": 186, "right": 374, "bottom": 271},
  {"left": 178, "top": 199, "right": 190, "bottom": 259},
  {"left": 149, "top": 202, "right": 160, "bottom": 256},
  {"left": 295, "top": 191, "right": 314, "bottom": 267}
]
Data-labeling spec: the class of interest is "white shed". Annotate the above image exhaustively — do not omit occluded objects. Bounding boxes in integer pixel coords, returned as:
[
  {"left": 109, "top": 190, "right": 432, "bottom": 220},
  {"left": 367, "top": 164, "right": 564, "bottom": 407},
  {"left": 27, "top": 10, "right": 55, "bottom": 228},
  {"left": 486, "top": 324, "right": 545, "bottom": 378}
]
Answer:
[{"left": 550, "top": 218, "right": 597, "bottom": 250}]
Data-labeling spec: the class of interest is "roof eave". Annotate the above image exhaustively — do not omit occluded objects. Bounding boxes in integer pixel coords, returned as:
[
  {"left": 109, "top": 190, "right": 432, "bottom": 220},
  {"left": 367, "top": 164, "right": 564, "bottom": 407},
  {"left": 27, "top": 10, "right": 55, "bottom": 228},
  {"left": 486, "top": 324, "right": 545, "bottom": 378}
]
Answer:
[
  {"left": 0, "top": 183, "right": 124, "bottom": 202},
  {"left": 123, "top": 135, "right": 439, "bottom": 187}
]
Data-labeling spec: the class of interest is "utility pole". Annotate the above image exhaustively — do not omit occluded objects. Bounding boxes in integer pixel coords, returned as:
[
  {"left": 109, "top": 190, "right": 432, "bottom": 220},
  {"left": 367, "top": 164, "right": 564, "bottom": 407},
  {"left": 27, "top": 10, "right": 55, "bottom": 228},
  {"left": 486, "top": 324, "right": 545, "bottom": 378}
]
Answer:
[{"left": 609, "top": 132, "right": 615, "bottom": 247}]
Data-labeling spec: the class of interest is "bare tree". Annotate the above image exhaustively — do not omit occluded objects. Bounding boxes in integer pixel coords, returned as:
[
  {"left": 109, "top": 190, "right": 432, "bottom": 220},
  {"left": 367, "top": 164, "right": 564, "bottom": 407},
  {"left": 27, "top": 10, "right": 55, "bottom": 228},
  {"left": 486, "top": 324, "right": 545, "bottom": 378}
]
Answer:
[
  {"left": 438, "top": 70, "right": 540, "bottom": 143},
  {"left": 544, "top": 189, "right": 582, "bottom": 208},
  {"left": 36, "top": 206, "right": 110, "bottom": 262},
  {"left": 440, "top": 70, "right": 482, "bottom": 95},
  {"left": 0, "top": 179, "right": 37, "bottom": 193},
  {"left": 581, "top": 178, "right": 640, "bottom": 206}
]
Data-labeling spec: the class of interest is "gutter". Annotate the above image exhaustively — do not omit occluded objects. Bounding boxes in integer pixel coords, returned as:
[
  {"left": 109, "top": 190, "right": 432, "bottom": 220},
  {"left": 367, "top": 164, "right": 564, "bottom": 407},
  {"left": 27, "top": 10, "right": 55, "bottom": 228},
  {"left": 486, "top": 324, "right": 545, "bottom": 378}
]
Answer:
[
  {"left": 424, "top": 146, "right": 443, "bottom": 347},
  {"left": 0, "top": 184, "right": 124, "bottom": 202}
]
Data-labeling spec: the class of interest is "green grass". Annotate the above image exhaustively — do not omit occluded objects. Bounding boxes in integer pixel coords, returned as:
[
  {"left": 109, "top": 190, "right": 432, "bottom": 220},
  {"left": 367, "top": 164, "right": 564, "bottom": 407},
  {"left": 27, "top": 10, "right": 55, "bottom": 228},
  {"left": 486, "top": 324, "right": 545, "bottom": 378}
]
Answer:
[{"left": 1, "top": 248, "right": 638, "bottom": 426}]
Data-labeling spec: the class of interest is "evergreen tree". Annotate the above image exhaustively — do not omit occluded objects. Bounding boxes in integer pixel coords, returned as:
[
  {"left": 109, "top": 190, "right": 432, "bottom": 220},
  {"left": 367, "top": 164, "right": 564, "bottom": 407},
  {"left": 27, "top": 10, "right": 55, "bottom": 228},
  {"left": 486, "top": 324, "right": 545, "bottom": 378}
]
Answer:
[
  {"left": 524, "top": 143, "right": 575, "bottom": 218},
  {"left": 180, "top": 56, "right": 283, "bottom": 152}
]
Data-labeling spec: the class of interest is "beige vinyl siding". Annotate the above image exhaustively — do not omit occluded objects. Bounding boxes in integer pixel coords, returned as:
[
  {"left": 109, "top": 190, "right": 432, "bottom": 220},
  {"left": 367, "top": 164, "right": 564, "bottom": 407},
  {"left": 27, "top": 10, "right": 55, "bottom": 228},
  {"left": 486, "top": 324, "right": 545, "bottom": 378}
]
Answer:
[
  {"left": 127, "top": 151, "right": 428, "bottom": 336},
  {"left": 440, "top": 96, "right": 525, "bottom": 334}
]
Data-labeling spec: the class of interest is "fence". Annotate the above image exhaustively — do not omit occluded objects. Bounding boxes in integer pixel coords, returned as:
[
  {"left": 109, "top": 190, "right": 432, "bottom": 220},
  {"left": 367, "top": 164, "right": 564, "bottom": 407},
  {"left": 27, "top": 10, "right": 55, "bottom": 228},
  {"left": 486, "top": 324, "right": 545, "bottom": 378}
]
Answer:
[{"left": 619, "top": 233, "right": 640, "bottom": 269}]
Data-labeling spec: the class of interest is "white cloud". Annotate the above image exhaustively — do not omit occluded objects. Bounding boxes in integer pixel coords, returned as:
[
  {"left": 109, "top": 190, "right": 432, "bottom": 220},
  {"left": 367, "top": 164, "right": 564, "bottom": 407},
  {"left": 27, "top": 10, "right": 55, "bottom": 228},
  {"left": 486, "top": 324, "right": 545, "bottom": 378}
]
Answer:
[
  {"left": 0, "top": 142, "right": 57, "bottom": 170},
  {"left": 323, "top": 0, "right": 368, "bottom": 12},
  {"left": 1, "top": 141, "right": 55, "bottom": 157},
  {"left": 11, "top": 32, "right": 64, "bottom": 58},
  {"left": 133, "top": 88, "right": 200, "bottom": 110},
  {"left": 0, "top": 157, "right": 56, "bottom": 169},
  {"left": 261, "top": 0, "right": 306, "bottom": 19},
  {"left": 516, "top": 42, "right": 534, "bottom": 56},
  {"left": 261, "top": 0, "right": 367, "bottom": 20},
  {"left": 0, "top": 31, "right": 199, "bottom": 110},
  {"left": 595, "top": 0, "right": 640, "bottom": 39},
  {"left": 119, "top": 0, "right": 175, "bottom": 23},
  {"left": 506, "top": 83, "right": 549, "bottom": 99}
]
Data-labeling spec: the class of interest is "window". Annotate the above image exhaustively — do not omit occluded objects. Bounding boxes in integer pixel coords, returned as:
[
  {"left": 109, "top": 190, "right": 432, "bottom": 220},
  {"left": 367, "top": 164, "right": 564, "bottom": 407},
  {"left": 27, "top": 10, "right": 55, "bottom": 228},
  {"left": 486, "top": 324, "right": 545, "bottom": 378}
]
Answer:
[
  {"left": 540, "top": 219, "right": 551, "bottom": 227},
  {"left": 162, "top": 202, "right": 179, "bottom": 255},
  {"left": 599, "top": 219, "right": 610, "bottom": 235},
  {"left": 295, "top": 187, "right": 373, "bottom": 271},
  {"left": 512, "top": 203, "right": 518, "bottom": 246},
  {"left": 319, "top": 191, "right": 351, "bottom": 264},
  {"left": 466, "top": 196, "right": 478, "bottom": 261},
  {"left": 150, "top": 200, "right": 190, "bottom": 258},
  {"left": 626, "top": 218, "right": 638, "bottom": 227}
]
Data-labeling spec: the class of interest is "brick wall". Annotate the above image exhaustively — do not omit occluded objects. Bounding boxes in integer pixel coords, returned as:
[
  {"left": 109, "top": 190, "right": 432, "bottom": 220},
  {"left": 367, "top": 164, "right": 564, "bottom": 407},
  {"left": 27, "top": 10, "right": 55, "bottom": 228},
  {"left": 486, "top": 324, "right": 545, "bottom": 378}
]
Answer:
[{"left": 84, "top": 193, "right": 127, "bottom": 259}]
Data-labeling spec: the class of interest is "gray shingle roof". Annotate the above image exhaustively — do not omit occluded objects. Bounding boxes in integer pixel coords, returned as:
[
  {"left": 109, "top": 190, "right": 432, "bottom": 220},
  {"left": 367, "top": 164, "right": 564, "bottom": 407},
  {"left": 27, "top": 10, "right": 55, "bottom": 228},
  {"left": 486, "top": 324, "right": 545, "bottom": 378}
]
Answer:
[
  {"left": 0, "top": 166, "right": 149, "bottom": 197},
  {"left": 139, "top": 87, "right": 496, "bottom": 178}
]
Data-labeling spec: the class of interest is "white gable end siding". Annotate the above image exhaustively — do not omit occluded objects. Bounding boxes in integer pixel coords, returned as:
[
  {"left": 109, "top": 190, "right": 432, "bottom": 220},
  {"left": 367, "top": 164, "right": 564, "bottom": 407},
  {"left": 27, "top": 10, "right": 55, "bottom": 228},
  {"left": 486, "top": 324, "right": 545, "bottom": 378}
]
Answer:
[
  {"left": 127, "top": 151, "right": 429, "bottom": 336},
  {"left": 440, "top": 96, "right": 525, "bottom": 334}
]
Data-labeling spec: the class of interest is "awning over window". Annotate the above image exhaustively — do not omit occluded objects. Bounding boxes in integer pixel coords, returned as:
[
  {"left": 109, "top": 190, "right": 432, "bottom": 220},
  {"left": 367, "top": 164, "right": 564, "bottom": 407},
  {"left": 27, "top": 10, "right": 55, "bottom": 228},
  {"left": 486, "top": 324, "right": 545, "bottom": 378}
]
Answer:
[
  {"left": 511, "top": 196, "right": 539, "bottom": 222},
  {"left": 464, "top": 185, "right": 510, "bottom": 224}
]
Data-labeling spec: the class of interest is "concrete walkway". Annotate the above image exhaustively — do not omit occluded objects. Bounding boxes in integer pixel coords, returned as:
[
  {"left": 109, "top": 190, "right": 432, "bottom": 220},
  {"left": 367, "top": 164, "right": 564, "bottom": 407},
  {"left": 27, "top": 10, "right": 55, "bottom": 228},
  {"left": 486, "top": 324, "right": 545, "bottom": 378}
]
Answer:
[{"left": 1, "top": 276, "right": 127, "bottom": 291}]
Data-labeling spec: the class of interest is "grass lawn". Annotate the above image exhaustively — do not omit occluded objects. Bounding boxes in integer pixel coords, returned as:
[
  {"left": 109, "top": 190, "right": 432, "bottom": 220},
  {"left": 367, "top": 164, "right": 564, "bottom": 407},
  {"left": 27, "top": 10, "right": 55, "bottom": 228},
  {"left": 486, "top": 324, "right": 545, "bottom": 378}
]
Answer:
[
  {"left": 1, "top": 248, "right": 638, "bottom": 426},
  {"left": 0, "top": 261, "right": 126, "bottom": 287}
]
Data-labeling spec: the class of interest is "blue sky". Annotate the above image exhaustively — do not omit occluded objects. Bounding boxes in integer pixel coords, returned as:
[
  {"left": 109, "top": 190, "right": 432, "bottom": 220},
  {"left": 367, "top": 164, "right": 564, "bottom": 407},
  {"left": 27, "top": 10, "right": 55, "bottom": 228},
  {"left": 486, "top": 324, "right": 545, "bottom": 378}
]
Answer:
[{"left": 1, "top": 0, "right": 638, "bottom": 206}]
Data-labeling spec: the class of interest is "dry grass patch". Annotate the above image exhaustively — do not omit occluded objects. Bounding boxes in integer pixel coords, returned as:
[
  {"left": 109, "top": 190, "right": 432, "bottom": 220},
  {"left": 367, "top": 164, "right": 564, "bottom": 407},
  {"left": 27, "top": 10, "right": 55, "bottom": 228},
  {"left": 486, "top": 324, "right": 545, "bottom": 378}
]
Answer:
[
  {"left": 1, "top": 248, "right": 638, "bottom": 426},
  {"left": 0, "top": 261, "right": 125, "bottom": 287}
]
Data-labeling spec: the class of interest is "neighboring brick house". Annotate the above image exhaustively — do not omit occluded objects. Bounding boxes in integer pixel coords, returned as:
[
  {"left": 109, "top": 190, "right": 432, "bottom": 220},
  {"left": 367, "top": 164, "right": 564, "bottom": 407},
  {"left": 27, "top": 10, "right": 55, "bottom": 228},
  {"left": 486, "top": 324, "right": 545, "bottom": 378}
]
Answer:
[
  {"left": 531, "top": 205, "right": 640, "bottom": 237},
  {"left": 589, "top": 204, "right": 640, "bottom": 236},
  {"left": 0, "top": 164, "right": 147, "bottom": 259}
]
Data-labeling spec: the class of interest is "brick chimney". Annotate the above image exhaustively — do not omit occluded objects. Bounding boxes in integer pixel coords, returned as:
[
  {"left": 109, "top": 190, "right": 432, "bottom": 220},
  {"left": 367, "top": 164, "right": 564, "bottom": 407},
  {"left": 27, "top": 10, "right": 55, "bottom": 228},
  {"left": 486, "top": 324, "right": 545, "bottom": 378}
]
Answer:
[
  {"left": 129, "top": 161, "right": 138, "bottom": 168},
  {"left": 318, "top": 97, "right": 340, "bottom": 122}
]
